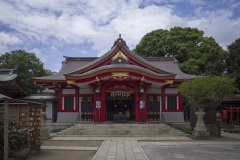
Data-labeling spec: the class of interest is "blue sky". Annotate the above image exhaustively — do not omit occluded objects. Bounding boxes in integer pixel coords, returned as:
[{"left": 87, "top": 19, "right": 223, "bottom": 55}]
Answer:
[{"left": 0, "top": 0, "right": 240, "bottom": 72}]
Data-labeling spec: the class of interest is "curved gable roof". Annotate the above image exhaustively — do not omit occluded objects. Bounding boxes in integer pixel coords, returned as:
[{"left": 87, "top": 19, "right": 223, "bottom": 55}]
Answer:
[
  {"left": 68, "top": 37, "right": 173, "bottom": 75},
  {"left": 34, "top": 36, "right": 197, "bottom": 83}
]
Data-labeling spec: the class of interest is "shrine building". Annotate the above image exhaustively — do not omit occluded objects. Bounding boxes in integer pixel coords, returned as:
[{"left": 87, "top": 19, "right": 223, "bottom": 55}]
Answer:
[{"left": 34, "top": 36, "right": 196, "bottom": 123}]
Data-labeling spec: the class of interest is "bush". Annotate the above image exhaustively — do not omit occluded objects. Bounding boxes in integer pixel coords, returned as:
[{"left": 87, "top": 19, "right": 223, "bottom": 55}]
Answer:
[
  {"left": 184, "top": 128, "right": 194, "bottom": 134},
  {"left": 9, "top": 128, "right": 28, "bottom": 150},
  {"left": 31, "top": 140, "right": 43, "bottom": 151}
]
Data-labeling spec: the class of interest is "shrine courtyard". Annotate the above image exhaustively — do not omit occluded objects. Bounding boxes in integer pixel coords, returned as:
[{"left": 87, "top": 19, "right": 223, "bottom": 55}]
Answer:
[{"left": 25, "top": 125, "right": 240, "bottom": 160}]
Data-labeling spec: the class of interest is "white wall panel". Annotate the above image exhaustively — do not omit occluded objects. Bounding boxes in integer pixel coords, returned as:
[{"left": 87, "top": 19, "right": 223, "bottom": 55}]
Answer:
[
  {"left": 165, "top": 88, "right": 178, "bottom": 94},
  {"left": 62, "top": 89, "right": 75, "bottom": 94},
  {"left": 148, "top": 88, "right": 161, "bottom": 94},
  {"left": 46, "top": 101, "right": 52, "bottom": 122},
  {"left": 79, "top": 88, "right": 92, "bottom": 94}
]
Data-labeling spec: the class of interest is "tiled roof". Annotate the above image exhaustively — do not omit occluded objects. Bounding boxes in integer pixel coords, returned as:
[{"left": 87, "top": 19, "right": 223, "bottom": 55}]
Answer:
[
  {"left": 145, "top": 58, "right": 197, "bottom": 80},
  {"left": 68, "top": 46, "right": 117, "bottom": 74},
  {"left": 35, "top": 56, "right": 195, "bottom": 81},
  {"left": 0, "top": 69, "right": 29, "bottom": 96},
  {"left": 0, "top": 69, "right": 18, "bottom": 81},
  {"left": 33, "top": 58, "right": 96, "bottom": 81}
]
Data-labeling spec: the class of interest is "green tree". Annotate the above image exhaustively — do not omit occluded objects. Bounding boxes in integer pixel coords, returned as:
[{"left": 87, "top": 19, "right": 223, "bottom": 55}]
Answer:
[
  {"left": 178, "top": 76, "right": 235, "bottom": 109},
  {"left": 226, "top": 38, "right": 240, "bottom": 91},
  {"left": 0, "top": 50, "right": 53, "bottom": 93},
  {"left": 133, "top": 27, "right": 226, "bottom": 75}
]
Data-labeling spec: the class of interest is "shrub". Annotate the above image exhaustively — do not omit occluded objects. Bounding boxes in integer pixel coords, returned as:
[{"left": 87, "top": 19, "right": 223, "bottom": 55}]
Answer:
[
  {"left": 9, "top": 128, "right": 28, "bottom": 150},
  {"left": 184, "top": 128, "right": 194, "bottom": 134},
  {"left": 31, "top": 140, "right": 43, "bottom": 151}
]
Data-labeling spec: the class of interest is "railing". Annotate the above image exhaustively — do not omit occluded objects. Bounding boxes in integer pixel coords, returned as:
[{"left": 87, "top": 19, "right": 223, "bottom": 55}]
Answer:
[
  {"left": 161, "top": 113, "right": 167, "bottom": 127},
  {"left": 74, "top": 113, "right": 80, "bottom": 134}
]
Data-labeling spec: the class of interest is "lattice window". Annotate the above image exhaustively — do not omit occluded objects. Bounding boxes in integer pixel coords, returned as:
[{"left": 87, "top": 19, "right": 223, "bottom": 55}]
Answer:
[
  {"left": 65, "top": 96, "right": 73, "bottom": 110},
  {"left": 167, "top": 96, "right": 177, "bottom": 110}
]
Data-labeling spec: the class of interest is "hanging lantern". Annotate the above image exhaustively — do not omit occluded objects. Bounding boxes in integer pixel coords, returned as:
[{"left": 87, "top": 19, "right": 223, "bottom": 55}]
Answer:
[{"left": 140, "top": 100, "right": 145, "bottom": 109}]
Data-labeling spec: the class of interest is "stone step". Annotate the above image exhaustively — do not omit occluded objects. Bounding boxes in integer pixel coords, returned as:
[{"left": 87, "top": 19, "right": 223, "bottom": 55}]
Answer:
[
  {"left": 55, "top": 132, "right": 185, "bottom": 137},
  {"left": 66, "top": 128, "right": 168, "bottom": 131},
  {"left": 55, "top": 123, "right": 184, "bottom": 137}
]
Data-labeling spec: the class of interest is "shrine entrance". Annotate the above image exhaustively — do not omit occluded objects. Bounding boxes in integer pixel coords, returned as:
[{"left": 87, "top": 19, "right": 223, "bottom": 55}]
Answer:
[{"left": 106, "top": 93, "right": 135, "bottom": 122}]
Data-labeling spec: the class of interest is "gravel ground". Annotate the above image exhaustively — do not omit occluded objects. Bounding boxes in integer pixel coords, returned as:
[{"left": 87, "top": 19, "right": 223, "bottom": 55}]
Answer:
[
  {"left": 25, "top": 140, "right": 103, "bottom": 160},
  {"left": 26, "top": 150, "right": 96, "bottom": 160},
  {"left": 142, "top": 144, "right": 240, "bottom": 160},
  {"left": 42, "top": 140, "right": 103, "bottom": 147}
]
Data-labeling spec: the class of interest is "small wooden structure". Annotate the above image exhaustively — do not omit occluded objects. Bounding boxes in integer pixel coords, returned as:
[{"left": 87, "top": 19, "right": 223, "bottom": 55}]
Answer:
[
  {"left": 224, "top": 106, "right": 240, "bottom": 123},
  {"left": 1, "top": 94, "right": 44, "bottom": 160},
  {"left": 221, "top": 94, "right": 240, "bottom": 124},
  {"left": 8, "top": 103, "right": 42, "bottom": 140}
]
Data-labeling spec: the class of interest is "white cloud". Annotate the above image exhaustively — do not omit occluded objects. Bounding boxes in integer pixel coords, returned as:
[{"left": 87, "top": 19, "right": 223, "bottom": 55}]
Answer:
[
  {"left": 0, "top": 0, "right": 239, "bottom": 70},
  {"left": 192, "top": 8, "right": 240, "bottom": 49},
  {"left": 0, "top": 32, "right": 22, "bottom": 54},
  {"left": 0, "top": 32, "right": 22, "bottom": 45},
  {"left": 31, "top": 48, "right": 48, "bottom": 63}
]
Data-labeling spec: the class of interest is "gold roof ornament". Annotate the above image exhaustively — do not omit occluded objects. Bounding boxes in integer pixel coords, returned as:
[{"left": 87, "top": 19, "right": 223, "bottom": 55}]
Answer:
[
  {"left": 112, "top": 50, "right": 128, "bottom": 61},
  {"left": 112, "top": 72, "right": 129, "bottom": 77},
  {"left": 165, "top": 80, "right": 173, "bottom": 84},
  {"left": 67, "top": 80, "right": 75, "bottom": 84}
]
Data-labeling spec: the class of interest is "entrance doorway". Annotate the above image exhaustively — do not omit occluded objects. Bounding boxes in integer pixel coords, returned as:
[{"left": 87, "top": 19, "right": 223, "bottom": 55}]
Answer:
[{"left": 106, "top": 93, "right": 135, "bottom": 121}]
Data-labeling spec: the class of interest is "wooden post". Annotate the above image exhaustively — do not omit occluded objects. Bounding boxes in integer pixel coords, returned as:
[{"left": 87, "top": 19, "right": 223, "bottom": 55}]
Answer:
[
  {"left": 93, "top": 91, "right": 98, "bottom": 123},
  {"left": 27, "top": 105, "right": 30, "bottom": 149},
  {"left": 135, "top": 87, "right": 140, "bottom": 122},
  {"left": 101, "top": 88, "right": 106, "bottom": 122},
  {"left": 4, "top": 100, "right": 9, "bottom": 160}
]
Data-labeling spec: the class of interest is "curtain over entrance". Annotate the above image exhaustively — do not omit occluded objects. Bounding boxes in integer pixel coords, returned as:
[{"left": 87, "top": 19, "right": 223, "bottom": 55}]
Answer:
[{"left": 106, "top": 93, "right": 135, "bottom": 121}]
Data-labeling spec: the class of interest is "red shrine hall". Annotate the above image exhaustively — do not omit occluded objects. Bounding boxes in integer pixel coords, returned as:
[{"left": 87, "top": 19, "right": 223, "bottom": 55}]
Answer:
[{"left": 34, "top": 36, "right": 196, "bottom": 123}]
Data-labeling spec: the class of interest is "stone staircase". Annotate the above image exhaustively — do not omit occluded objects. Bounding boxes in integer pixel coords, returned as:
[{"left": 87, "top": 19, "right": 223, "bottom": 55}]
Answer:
[{"left": 55, "top": 123, "right": 184, "bottom": 136}]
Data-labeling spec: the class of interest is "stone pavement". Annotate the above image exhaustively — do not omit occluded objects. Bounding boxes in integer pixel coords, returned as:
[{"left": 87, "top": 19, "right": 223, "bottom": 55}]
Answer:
[{"left": 92, "top": 140, "right": 148, "bottom": 160}]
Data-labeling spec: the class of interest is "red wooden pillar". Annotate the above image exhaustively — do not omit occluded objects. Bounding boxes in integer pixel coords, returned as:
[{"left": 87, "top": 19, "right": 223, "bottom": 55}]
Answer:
[
  {"left": 101, "top": 89, "right": 106, "bottom": 122},
  {"left": 135, "top": 88, "right": 140, "bottom": 122},
  {"left": 178, "top": 94, "right": 183, "bottom": 111},
  {"left": 230, "top": 107, "right": 233, "bottom": 122},
  {"left": 93, "top": 92, "right": 98, "bottom": 123},
  {"left": 142, "top": 89, "right": 147, "bottom": 122}
]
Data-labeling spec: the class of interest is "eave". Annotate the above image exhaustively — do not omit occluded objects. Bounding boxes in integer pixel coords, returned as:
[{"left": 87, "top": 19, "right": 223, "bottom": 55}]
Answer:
[{"left": 65, "top": 64, "right": 176, "bottom": 82}]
